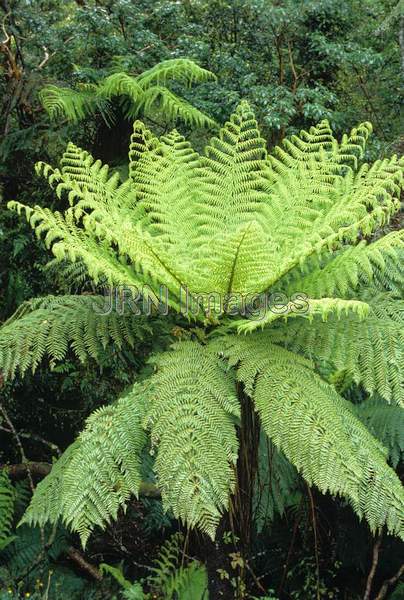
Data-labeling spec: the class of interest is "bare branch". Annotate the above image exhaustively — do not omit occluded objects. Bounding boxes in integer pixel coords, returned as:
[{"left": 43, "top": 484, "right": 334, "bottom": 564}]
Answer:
[
  {"left": 3, "top": 461, "right": 162, "bottom": 498},
  {"left": 67, "top": 546, "right": 102, "bottom": 581},
  {"left": 374, "top": 562, "right": 404, "bottom": 600},
  {"left": 363, "top": 531, "right": 383, "bottom": 600}
]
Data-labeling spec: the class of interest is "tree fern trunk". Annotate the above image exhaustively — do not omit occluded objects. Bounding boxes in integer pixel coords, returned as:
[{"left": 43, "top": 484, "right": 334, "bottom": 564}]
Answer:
[{"left": 234, "top": 382, "right": 261, "bottom": 551}]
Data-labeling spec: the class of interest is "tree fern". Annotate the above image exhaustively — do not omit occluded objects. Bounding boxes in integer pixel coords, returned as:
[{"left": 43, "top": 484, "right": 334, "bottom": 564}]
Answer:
[
  {"left": 39, "top": 59, "right": 216, "bottom": 128},
  {"left": 5, "top": 102, "right": 404, "bottom": 545}
]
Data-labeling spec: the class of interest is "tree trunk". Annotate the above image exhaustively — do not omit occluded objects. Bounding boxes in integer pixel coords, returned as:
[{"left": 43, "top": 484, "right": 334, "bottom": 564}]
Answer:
[{"left": 234, "top": 382, "right": 260, "bottom": 551}]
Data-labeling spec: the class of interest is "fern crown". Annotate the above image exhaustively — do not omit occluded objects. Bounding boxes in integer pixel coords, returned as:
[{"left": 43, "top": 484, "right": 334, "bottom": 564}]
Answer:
[{"left": 5, "top": 101, "right": 404, "bottom": 545}]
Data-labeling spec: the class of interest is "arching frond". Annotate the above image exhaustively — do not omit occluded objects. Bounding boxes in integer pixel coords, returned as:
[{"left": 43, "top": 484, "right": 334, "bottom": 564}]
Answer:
[
  {"left": 135, "top": 59, "right": 216, "bottom": 89},
  {"left": 38, "top": 84, "right": 112, "bottom": 123},
  {"left": 144, "top": 341, "right": 240, "bottom": 538},
  {"left": 21, "top": 384, "right": 149, "bottom": 546},
  {"left": 213, "top": 335, "right": 404, "bottom": 538},
  {"left": 0, "top": 295, "right": 154, "bottom": 380},
  {"left": 282, "top": 230, "right": 404, "bottom": 299},
  {"left": 270, "top": 299, "right": 403, "bottom": 405},
  {"left": 233, "top": 297, "right": 369, "bottom": 334}
]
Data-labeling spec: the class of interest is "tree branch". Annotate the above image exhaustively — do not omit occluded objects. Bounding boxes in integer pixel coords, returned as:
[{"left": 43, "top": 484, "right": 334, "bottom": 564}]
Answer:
[
  {"left": 2, "top": 461, "right": 162, "bottom": 498},
  {"left": 374, "top": 561, "right": 404, "bottom": 600},
  {"left": 363, "top": 531, "right": 383, "bottom": 600},
  {"left": 67, "top": 546, "right": 102, "bottom": 581},
  {"left": 0, "top": 425, "right": 61, "bottom": 455}
]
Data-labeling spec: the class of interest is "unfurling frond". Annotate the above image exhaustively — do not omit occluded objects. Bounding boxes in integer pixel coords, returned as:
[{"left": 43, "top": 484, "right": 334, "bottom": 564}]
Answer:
[
  {"left": 0, "top": 295, "right": 153, "bottom": 380},
  {"left": 144, "top": 342, "right": 239, "bottom": 538},
  {"left": 213, "top": 335, "right": 404, "bottom": 538},
  {"left": 21, "top": 385, "right": 148, "bottom": 546}
]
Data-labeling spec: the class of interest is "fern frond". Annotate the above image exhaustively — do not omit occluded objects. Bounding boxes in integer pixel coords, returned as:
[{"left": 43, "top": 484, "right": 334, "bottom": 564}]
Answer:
[
  {"left": 149, "top": 533, "right": 208, "bottom": 600},
  {"left": 144, "top": 341, "right": 239, "bottom": 538},
  {"left": 354, "top": 398, "right": 404, "bottom": 468},
  {"left": 213, "top": 334, "right": 404, "bottom": 538},
  {"left": 271, "top": 300, "right": 403, "bottom": 405},
  {"left": 233, "top": 297, "right": 369, "bottom": 334},
  {"left": 39, "top": 84, "right": 112, "bottom": 123},
  {"left": 135, "top": 58, "right": 216, "bottom": 88},
  {"left": 282, "top": 229, "right": 404, "bottom": 298},
  {"left": 0, "top": 295, "right": 153, "bottom": 380},
  {"left": 137, "top": 85, "right": 216, "bottom": 128},
  {"left": 21, "top": 384, "right": 148, "bottom": 546}
]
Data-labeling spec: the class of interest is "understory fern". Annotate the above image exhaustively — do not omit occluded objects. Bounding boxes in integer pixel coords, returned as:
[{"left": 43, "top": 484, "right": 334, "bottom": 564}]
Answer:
[
  {"left": 3, "top": 101, "right": 404, "bottom": 544},
  {"left": 0, "top": 471, "right": 15, "bottom": 551},
  {"left": 100, "top": 533, "right": 208, "bottom": 599}
]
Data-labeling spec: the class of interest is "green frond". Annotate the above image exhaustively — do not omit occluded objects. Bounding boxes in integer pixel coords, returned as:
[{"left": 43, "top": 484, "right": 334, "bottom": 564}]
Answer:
[
  {"left": 39, "top": 84, "right": 112, "bottom": 123},
  {"left": 282, "top": 229, "right": 404, "bottom": 298},
  {"left": 271, "top": 299, "right": 403, "bottom": 405},
  {"left": 134, "top": 85, "right": 216, "bottom": 128},
  {"left": 354, "top": 398, "right": 404, "bottom": 468},
  {"left": 148, "top": 533, "right": 208, "bottom": 599},
  {"left": 128, "top": 120, "right": 160, "bottom": 178},
  {"left": 144, "top": 341, "right": 239, "bottom": 538},
  {"left": 0, "top": 295, "right": 153, "bottom": 380},
  {"left": 0, "top": 471, "right": 15, "bottom": 551},
  {"left": 213, "top": 334, "right": 404, "bottom": 538},
  {"left": 21, "top": 384, "right": 148, "bottom": 547},
  {"left": 197, "top": 101, "right": 268, "bottom": 236},
  {"left": 135, "top": 58, "right": 216, "bottom": 89},
  {"left": 233, "top": 297, "right": 369, "bottom": 334}
]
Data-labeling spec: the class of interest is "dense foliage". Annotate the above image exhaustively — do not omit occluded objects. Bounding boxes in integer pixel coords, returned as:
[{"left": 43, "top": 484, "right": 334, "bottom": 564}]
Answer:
[{"left": 1, "top": 1, "right": 403, "bottom": 599}]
